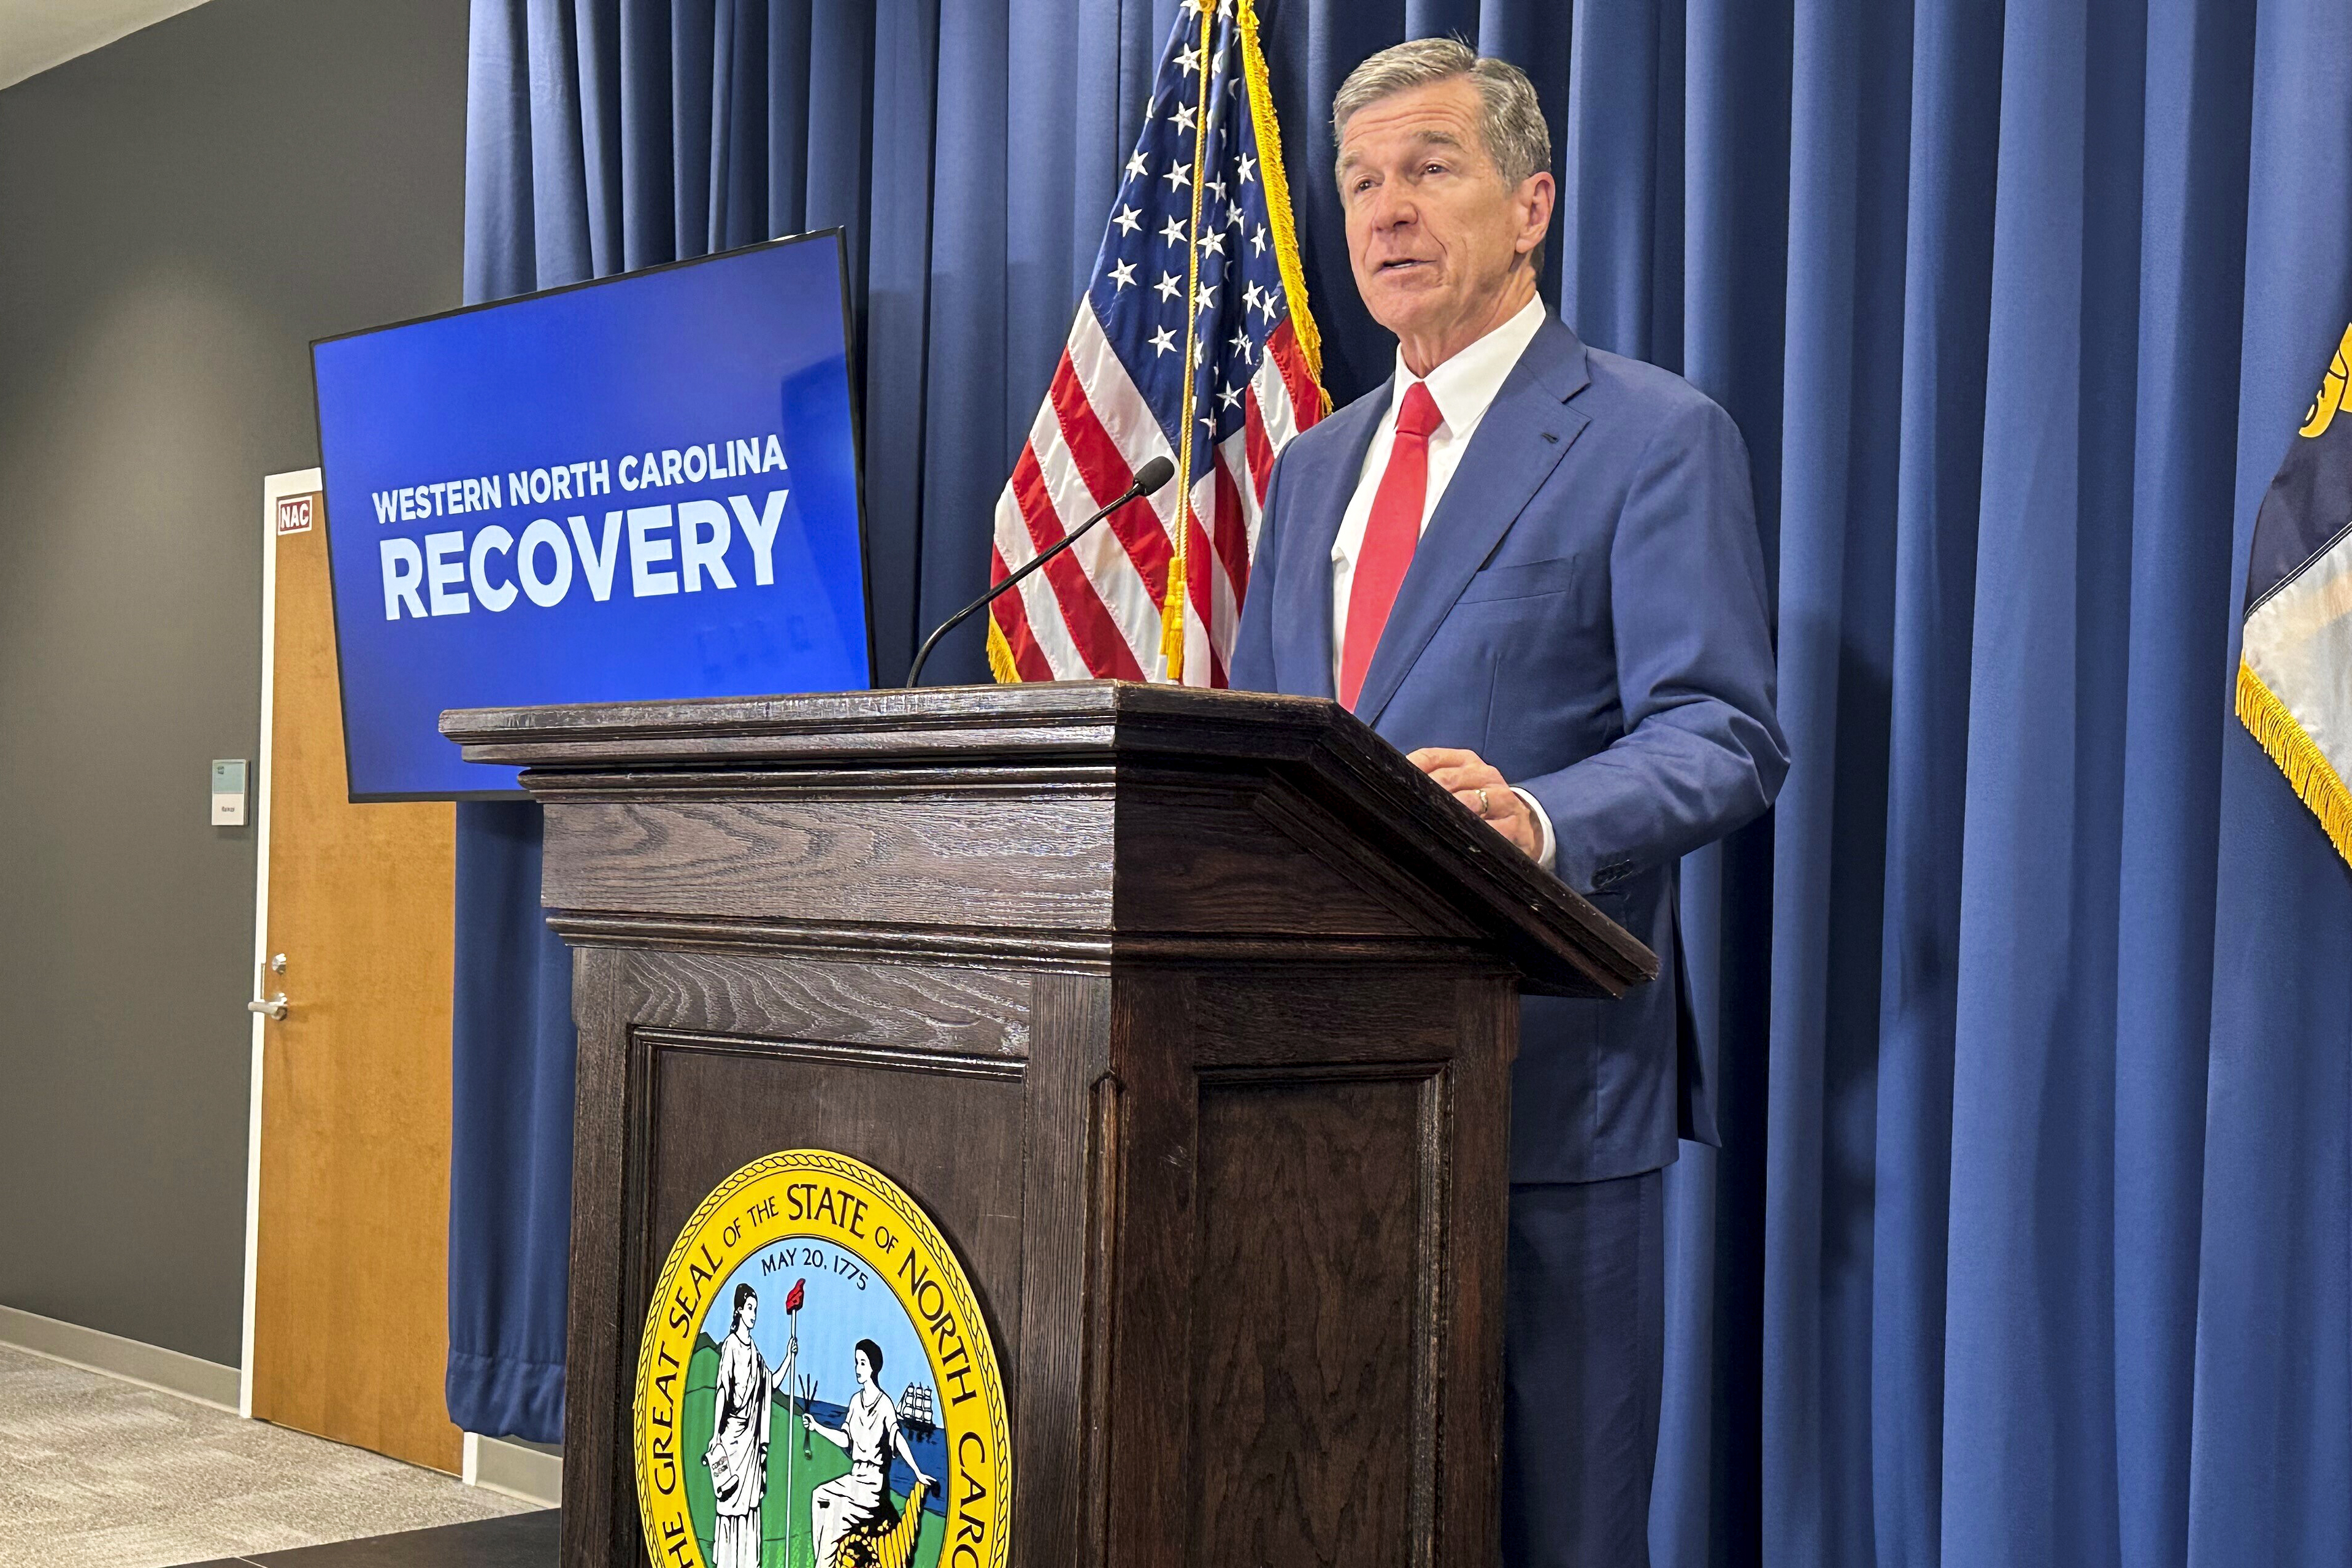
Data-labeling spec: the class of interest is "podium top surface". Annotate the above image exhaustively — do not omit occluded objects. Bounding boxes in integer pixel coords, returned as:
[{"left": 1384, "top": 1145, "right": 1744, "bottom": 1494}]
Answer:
[
  {"left": 442, "top": 678, "right": 1435, "bottom": 766},
  {"left": 441, "top": 682, "right": 1656, "bottom": 997}
]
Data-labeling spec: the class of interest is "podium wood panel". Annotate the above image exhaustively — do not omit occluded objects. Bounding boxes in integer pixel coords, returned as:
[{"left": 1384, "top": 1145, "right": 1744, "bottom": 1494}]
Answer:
[{"left": 1190, "top": 1074, "right": 1426, "bottom": 1558}]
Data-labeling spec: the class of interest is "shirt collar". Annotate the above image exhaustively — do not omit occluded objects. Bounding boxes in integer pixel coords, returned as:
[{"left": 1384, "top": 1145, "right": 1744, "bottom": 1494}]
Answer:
[{"left": 1389, "top": 293, "right": 1550, "bottom": 436}]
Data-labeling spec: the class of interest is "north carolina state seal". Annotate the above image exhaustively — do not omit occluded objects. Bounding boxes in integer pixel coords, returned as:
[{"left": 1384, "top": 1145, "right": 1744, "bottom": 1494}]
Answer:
[{"left": 633, "top": 1150, "right": 1010, "bottom": 1568}]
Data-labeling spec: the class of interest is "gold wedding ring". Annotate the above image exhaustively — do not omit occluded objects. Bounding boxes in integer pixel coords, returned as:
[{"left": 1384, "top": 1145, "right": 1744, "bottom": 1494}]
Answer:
[{"left": 1477, "top": 787, "right": 1490, "bottom": 817}]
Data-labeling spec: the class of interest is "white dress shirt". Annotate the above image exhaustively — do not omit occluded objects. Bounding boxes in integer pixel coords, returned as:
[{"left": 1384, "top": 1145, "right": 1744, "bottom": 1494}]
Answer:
[{"left": 1332, "top": 293, "right": 1558, "bottom": 871}]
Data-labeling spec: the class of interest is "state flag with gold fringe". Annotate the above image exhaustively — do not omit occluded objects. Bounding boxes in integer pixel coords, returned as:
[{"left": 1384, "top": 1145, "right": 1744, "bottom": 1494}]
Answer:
[{"left": 2239, "top": 318, "right": 2352, "bottom": 866}]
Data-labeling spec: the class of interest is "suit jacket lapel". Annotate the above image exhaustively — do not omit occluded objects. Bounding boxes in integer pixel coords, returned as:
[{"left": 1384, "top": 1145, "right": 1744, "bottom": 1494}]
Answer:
[
  {"left": 1353, "top": 316, "right": 1594, "bottom": 727},
  {"left": 1285, "top": 390, "right": 1386, "bottom": 701}
]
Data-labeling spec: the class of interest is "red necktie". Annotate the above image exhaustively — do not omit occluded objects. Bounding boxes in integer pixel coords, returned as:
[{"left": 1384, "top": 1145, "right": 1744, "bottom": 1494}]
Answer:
[{"left": 1340, "top": 380, "right": 1443, "bottom": 710}]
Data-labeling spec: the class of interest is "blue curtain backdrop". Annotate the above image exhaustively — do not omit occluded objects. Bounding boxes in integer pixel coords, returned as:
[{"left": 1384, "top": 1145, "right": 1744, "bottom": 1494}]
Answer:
[{"left": 451, "top": 2, "right": 2352, "bottom": 1564}]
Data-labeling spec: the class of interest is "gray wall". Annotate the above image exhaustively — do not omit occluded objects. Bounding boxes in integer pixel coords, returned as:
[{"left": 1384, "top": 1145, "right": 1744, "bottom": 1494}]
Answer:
[{"left": 0, "top": 0, "right": 468, "bottom": 1364}]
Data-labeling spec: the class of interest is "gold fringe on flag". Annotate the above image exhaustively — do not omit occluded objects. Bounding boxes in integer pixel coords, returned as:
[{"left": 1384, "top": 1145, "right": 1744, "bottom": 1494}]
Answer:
[
  {"left": 1238, "top": 0, "right": 1328, "bottom": 409},
  {"left": 985, "top": 617, "right": 1021, "bottom": 685},
  {"left": 2237, "top": 655, "right": 2352, "bottom": 867}
]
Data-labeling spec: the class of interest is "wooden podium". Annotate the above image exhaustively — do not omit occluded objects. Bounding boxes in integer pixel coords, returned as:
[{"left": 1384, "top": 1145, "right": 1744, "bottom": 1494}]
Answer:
[{"left": 443, "top": 682, "right": 1653, "bottom": 1568}]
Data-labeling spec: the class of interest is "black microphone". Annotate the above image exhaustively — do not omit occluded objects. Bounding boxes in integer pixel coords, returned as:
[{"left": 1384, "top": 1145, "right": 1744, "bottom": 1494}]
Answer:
[{"left": 904, "top": 455, "right": 1178, "bottom": 687}]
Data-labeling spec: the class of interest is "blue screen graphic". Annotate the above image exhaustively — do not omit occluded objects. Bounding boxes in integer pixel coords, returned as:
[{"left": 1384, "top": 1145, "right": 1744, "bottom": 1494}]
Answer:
[{"left": 313, "top": 231, "right": 871, "bottom": 799}]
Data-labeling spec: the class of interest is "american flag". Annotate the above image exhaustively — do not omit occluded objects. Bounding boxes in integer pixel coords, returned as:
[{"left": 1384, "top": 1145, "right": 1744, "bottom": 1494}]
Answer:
[{"left": 988, "top": 0, "right": 1326, "bottom": 687}]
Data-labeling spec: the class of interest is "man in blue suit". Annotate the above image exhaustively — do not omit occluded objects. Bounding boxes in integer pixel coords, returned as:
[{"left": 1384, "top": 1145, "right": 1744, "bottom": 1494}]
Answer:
[{"left": 1229, "top": 38, "right": 1786, "bottom": 1568}]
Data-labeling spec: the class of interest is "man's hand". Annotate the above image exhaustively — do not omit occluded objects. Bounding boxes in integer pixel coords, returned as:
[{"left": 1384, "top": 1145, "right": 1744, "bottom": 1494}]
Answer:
[{"left": 1407, "top": 747, "right": 1542, "bottom": 858}]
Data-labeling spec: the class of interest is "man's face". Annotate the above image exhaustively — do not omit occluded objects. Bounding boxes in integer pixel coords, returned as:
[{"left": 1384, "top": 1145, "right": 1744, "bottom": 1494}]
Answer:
[{"left": 1337, "top": 77, "right": 1550, "bottom": 358}]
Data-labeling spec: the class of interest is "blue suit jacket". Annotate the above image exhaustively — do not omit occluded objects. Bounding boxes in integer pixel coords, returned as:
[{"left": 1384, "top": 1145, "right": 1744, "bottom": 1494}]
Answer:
[{"left": 1231, "top": 315, "right": 1787, "bottom": 1183}]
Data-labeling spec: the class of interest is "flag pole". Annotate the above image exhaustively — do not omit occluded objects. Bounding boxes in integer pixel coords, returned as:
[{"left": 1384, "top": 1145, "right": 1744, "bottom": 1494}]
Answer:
[{"left": 1159, "top": 0, "right": 1216, "bottom": 682}]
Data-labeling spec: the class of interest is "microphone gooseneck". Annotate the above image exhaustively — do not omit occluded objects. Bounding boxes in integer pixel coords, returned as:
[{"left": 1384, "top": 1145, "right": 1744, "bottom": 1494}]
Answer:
[{"left": 904, "top": 455, "right": 1177, "bottom": 688}]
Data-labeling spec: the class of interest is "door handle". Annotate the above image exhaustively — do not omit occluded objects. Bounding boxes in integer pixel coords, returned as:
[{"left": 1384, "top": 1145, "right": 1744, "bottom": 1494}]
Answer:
[{"left": 248, "top": 993, "right": 290, "bottom": 1020}]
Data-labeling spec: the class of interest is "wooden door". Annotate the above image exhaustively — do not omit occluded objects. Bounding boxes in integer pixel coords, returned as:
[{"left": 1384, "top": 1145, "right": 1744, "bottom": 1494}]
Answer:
[{"left": 251, "top": 478, "right": 462, "bottom": 1471}]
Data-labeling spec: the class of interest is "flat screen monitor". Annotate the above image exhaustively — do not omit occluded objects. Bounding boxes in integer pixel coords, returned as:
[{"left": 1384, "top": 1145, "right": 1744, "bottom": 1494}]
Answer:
[{"left": 312, "top": 229, "right": 872, "bottom": 801}]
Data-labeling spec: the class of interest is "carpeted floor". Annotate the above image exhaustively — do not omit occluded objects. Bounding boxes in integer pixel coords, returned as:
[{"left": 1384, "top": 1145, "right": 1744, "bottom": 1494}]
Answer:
[{"left": 0, "top": 1343, "right": 542, "bottom": 1568}]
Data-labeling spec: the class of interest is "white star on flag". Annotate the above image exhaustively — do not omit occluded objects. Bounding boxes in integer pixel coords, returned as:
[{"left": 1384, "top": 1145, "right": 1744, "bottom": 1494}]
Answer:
[
  {"left": 1109, "top": 259, "right": 1137, "bottom": 290},
  {"left": 1161, "top": 215, "right": 1188, "bottom": 245},
  {"left": 1155, "top": 270, "right": 1183, "bottom": 301},
  {"left": 1150, "top": 325, "right": 1177, "bottom": 356},
  {"left": 1163, "top": 159, "right": 1191, "bottom": 191},
  {"left": 1112, "top": 204, "right": 1141, "bottom": 235}
]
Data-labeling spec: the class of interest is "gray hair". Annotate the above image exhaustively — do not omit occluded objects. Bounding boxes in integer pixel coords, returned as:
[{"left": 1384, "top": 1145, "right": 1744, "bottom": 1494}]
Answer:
[{"left": 1332, "top": 38, "right": 1553, "bottom": 190}]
